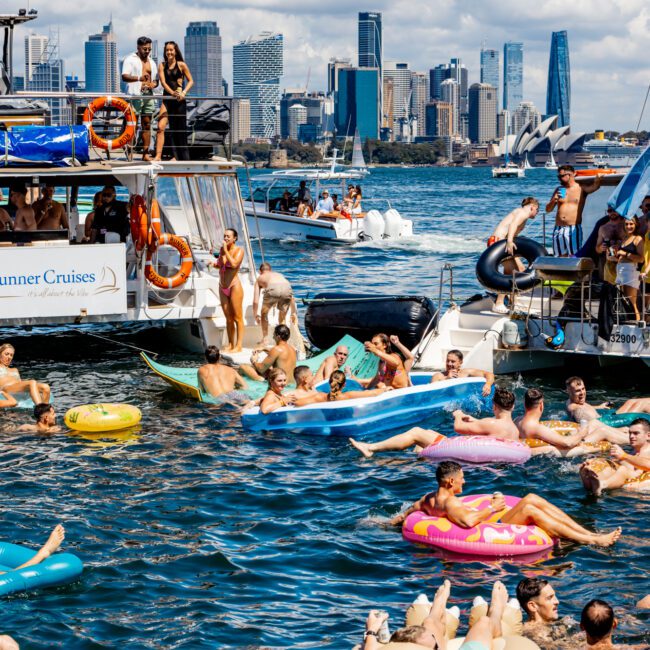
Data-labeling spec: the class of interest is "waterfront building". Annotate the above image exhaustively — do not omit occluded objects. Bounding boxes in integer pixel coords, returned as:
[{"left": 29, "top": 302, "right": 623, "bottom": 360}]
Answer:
[
  {"left": 230, "top": 98, "right": 251, "bottom": 144},
  {"left": 384, "top": 61, "right": 411, "bottom": 138},
  {"left": 24, "top": 33, "right": 48, "bottom": 82},
  {"left": 546, "top": 30, "right": 570, "bottom": 128},
  {"left": 502, "top": 42, "right": 523, "bottom": 112},
  {"left": 512, "top": 101, "right": 541, "bottom": 134},
  {"left": 233, "top": 32, "right": 283, "bottom": 139},
  {"left": 411, "top": 72, "right": 428, "bottom": 137},
  {"left": 84, "top": 20, "right": 118, "bottom": 93},
  {"left": 449, "top": 58, "right": 469, "bottom": 114},
  {"left": 440, "top": 78, "right": 460, "bottom": 136},
  {"left": 280, "top": 91, "right": 325, "bottom": 139},
  {"left": 468, "top": 82, "right": 497, "bottom": 144},
  {"left": 497, "top": 109, "right": 509, "bottom": 140},
  {"left": 425, "top": 100, "right": 452, "bottom": 138},
  {"left": 288, "top": 104, "right": 308, "bottom": 140},
  {"left": 480, "top": 46, "right": 499, "bottom": 106},
  {"left": 184, "top": 21, "right": 223, "bottom": 97},
  {"left": 382, "top": 76, "right": 393, "bottom": 135},
  {"left": 335, "top": 67, "right": 379, "bottom": 140},
  {"left": 327, "top": 58, "right": 352, "bottom": 94}
]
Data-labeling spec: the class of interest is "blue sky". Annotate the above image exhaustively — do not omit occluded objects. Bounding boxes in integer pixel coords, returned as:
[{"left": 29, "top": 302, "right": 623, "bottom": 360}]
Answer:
[{"left": 13, "top": 0, "right": 650, "bottom": 132}]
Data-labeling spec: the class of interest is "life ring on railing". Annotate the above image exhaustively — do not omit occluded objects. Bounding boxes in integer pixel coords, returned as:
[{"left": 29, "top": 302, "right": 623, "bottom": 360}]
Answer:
[
  {"left": 476, "top": 237, "right": 547, "bottom": 293},
  {"left": 82, "top": 96, "right": 137, "bottom": 151},
  {"left": 130, "top": 195, "right": 148, "bottom": 251},
  {"left": 144, "top": 233, "right": 193, "bottom": 289},
  {"left": 148, "top": 199, "right": 162, "bottom": 250}
]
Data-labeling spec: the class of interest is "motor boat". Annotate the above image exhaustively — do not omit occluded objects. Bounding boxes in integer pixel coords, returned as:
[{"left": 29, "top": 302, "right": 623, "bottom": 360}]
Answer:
[{"left": 492, "top": 162, "right": 525, "bottom": 179}]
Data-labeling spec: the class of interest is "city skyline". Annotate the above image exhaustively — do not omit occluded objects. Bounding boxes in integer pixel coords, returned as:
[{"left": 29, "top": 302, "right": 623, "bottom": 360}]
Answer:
[{"left": 10, "top": 0, "right": 650, "bottom": 132}]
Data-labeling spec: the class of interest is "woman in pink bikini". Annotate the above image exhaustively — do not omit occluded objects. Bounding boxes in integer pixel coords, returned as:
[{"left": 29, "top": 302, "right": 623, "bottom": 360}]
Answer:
[
  {"left": 359, "top": 333, "right": 409, "bottom": 390},
  {"left": 210, "top": 229, "right": 245, "bottom": 352}
]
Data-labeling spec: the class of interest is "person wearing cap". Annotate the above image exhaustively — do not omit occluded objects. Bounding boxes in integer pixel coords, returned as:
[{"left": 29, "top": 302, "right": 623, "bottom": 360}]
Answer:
[{"left": 311, "top": 190, "right": 334, "bottom": 219}]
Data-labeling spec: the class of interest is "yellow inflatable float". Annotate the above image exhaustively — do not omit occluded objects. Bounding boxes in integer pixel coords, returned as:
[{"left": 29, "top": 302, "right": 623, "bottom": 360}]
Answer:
[{"left": 64, "top": 403, "right": 142, "bottom": 432}]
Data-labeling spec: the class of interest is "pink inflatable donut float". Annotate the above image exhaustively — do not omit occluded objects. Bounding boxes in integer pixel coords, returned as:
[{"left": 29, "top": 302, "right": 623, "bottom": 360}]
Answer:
[
  {"left": 418, "top": 436, "right": 531, "bottom": 464},
  {"left": 403, "top": 494, "right": 555, "bottom": 556}
]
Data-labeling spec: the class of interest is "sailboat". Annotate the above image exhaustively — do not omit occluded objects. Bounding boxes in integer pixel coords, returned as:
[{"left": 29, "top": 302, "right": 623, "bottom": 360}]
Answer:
[
  {"left": 544, "top": 148, "right": 558, "bottom": 170},
  {"left": 523, "top": 153, "right": 533, "bottom": 170},
  {"left": 350, "top": 129, "right": 369, "bottom": 175}
]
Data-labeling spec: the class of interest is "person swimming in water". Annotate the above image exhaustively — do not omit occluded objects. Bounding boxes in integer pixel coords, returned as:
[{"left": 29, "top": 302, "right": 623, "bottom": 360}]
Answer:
[
  {"left": 359, "top": 334, "right": 409, "bottom": 390},
  {"left": 17, "top": 403, "right": 62, "bottom": 433},
  {"left": 258, "top": 368, "right": 296, "bottom": 414},
  {"left": 430, "top": 349, "right": 494, "bottom": 397}
]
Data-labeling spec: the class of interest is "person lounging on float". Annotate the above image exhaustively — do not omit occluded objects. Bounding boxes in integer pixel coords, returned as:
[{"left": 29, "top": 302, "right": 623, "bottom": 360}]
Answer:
[
  {"left": 288, "top": 365, "right": 318, "bottom": 400},
  {"left": 0, "top": 343, "right": 50, "bottom": 406},
  {"left": 390, "top": 461, "right": 621, "bottom": 546},
  {"left": 430, "top": 350, "right": 494, "bottom": 397},
  {"left": 359, "top": 333, "right": 409, "bottom": 390},
  {"left": 259, "top": 368, "right": 296, "bottom": 414},
  {"left": 314, "top": 345, "right": 353, "bottom": 383},
  {"left": 0, "top": 524, "right": 65, "bottom": 574},
  {"left": 294, "top": 370, "right": 389, "bottom": 407}
]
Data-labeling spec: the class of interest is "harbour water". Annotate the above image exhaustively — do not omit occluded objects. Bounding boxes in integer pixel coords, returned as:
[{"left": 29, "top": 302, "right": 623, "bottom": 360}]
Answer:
[{"left": 1, "top": 168, "right": 648, "bottom": 648}]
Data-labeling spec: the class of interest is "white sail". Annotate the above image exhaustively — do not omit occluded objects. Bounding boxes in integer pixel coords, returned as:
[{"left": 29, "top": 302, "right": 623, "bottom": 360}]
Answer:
[{"left": 350, "top": 129, "right": 366, "bottom": 169}]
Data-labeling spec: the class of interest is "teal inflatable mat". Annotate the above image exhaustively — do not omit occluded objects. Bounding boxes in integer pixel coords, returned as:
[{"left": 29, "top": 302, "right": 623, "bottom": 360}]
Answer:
[{"left": 598, "top": 410, "right": 649, "bottom": 428}]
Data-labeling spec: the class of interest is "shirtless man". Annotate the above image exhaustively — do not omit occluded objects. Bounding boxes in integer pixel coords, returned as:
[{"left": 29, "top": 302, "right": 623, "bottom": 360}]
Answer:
[
  {"left": 517, "top": 578, "right": 561, "bottom": 648},
  {"left": 349, "top": 387, "right": 518, "bottom": 459},
  {"left": 252, "top": 263, "right": 296, "bottom": 345},
  {"left": 430, "top": 349, "right": 494, "bottom": 397},
  {"left": 197, "top": 346, "right": 248, "bottom": 398},
  {"left": 580, "top": 600, "right": 623, "bottom": 649},
  {"left": 33, "top": 185, "right": 69, "bottom": 231},
  {"left": 314, "top": 345, "right": 352, "bottom": 383},
  {"left": 239, "top": 324, "right": 296, "bottom": 382},
  {"left": 390, "top": 460, "right": 621, "bottom": 546},
  {"left": 18, "top": 403, "right": 62, "bottom": 433},
  {"left": 595, "top": 208, "right": 625, "bottom": 281},
  {"left": 289, "top": 365, "right": 318, "bottom": 400},
  {"left": 580, "top": 418, "right": 650, "bottom": 495},
  {"left": 0, "top": 190, "right": 12, "bottom": 230},
  {"left": 489, "top": 197, "right": 540, "bottom": 313},
  {"left": 546, "top": 165, "right": 601, "bottom": 257},
  {"left": 10, "top": 185, "right": 36, "bottom": 231},
  {"left": 565, "top": 377, "right": 628, "bottom": 445}
]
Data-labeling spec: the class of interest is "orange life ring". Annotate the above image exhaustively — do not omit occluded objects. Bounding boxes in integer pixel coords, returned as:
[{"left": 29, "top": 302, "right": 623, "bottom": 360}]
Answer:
[
  {"left": 130, "top": 195, "right": 148, "bottom": 251},
  {"left": 83, "top": 96, "right": 137, "bottom": 151},
  {"left": 148, "top": 199, "right": 162, "bottom": 250},
  {"left": 144, "top": 234, "right": 193, "bottom": 289}
]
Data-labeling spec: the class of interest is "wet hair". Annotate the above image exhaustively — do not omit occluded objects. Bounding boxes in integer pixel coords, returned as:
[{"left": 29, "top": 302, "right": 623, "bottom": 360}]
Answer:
[
  {"left": 274, "top": 324, "right": 290, "bottom": 341},
  {"left": 558, "top": 164, "right": 575, "bottom": 174},
  {"left": 372, "top": 333, "right": 392, "bottom": 353},
  {"left": 390, "top": 626, "right": 428, "bottom": 644},
  {"left": 565, "top": 376, "right": 584, "bottom": 389},
  {"left": 204, "top": 345, "right": 220, "bottom": 364},
  {"left": 629, "top": 417, "right": 650, "bottom": 433},
  {"left": 493, "top": 386, "right": 515, "bottom": 411},
  {"left": 164, "top": 41, "right": 184, "bottom": 63},
  {"left": 259, "top": 262, "right": 272, "bottom": 272},
  {"left": 0, "top": 343, "right": 15, "bottom": 357},
  {"left": 524, "top": 387, "right": 544, "bottom": 410},
  {"left": 328, "top": 370, "right": 346, "bottom": 401},
  {"left": 137, "top": 36, "right": 152, "bottom": 47},
  {"left": 267, "top": 367, "right": 286, "bottom": 388},
  {"left": 293, "top": 365, "right": 311, "bottom": 384},
  {"left": 517, "top": 578, "right": 549, "bottom": 615},
  {"left": 225, "top": 228, "right": 238, "bottom": 240},
  {"left": 435, "top": 460, "right": 462, "bottom": 483},
  {"left": 33, "top": 403, "right": 53, "bottom": 422},
  {"left": 581, "top": 599, "right": 615, "bottom": 641},
  {"left": 447, "top": 349, "right": 463, "bottom": 362},
  {"left": 521, "top": 196, "right": 539, "bottom": 207}
]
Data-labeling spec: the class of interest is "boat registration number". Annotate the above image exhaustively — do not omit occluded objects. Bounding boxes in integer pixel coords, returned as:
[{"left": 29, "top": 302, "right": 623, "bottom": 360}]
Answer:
[{"left": 609, "top": 333, "right": 637, "bottom": 343}]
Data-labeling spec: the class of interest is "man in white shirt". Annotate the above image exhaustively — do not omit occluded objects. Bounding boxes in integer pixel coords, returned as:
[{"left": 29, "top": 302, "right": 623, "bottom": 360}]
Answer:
[
  {"left": 121, "top": 36, "right": 160, "bottom": 161},
  {"left": 311, "top": 190, "right": 334, "bottom": 219}
]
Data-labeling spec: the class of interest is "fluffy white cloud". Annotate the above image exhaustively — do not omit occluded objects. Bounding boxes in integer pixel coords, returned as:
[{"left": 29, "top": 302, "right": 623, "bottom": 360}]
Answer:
[{"left": 13, "top": 0, "right": 650, "bottom": 131}]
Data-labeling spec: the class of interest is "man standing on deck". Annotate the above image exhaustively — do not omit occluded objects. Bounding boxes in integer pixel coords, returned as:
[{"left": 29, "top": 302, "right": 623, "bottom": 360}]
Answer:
[
  {"left": 545, "top": 165, "right": 601, "bottom": 257},
  {"left": 10, "top": 185, "right": 36, "bottom": 231},
  {"left": 252, "top": 263, "right": 297, "bottom": 346}
]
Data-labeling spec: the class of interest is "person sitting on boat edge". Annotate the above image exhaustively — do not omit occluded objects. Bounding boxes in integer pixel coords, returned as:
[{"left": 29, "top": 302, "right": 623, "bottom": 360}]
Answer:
[
  {"left": 565, "top": 377, "right": 628, "bottom": 445},
  {"left": 314, "top": 345, "right": 354, "bottom": 383},
  {"left": 311, "top": 190, "right": 334, "bottom": 219},
  {"left": 33, "top": 184, "right": 69, "bottom": 231},
  {"left": 489, "top": 197, "right": 540, "bottom": 314},
  {"left": 239, "top": 324, "right": 297, "bottom": 383},
  {"left": 259, "top": 368, "right": 296, "bottom": 414},
  {"left": 17, "top": 403, "right": 62, "bottom": 434},
  {"left": 580, "top": 418, "right": 650, "bottom": 496},
  {"left": 0, "top": 343, "right": 50, "bottom": 406},
  {"left": 390, "top": 460, "right": 622, "bottom": 546},
  {"left": 9, "top": 185, "right": 36, "bottom": 231},
  {"left": 198, "top": 346, "right": 248, "bottom": 399},
  {"left": 430, "top": 349, "right": 494, "bottom": 397},
  {"left": 293, "top": 370, "right": 389, "bottom": 407},
  {"left": 252, "top": 263, "right": 297, "bottom": 346},
  {"left": 348, "top": 387, "right": 518, "bottom": 459},
  {"left": 296, "top": 181, "right": 312, "bottom": 218},
  {"left": 359, "top": 333, "right": 409, "bottom": 390}
]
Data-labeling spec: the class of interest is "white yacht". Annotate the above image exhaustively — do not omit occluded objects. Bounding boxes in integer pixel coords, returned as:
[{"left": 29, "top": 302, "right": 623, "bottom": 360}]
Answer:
[{"left": 492, "top": 162, "right": 525, "bottom": 179}]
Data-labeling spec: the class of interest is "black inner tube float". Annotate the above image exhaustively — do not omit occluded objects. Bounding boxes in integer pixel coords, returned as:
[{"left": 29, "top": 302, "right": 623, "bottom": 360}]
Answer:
[{"left": 476, "top": 237, "right": 548, "bottom": 293}]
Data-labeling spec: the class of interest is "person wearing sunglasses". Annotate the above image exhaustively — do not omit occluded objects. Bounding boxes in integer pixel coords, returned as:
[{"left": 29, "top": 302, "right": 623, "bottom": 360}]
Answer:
[{"left": 545, "top": 165, "right": 601, "bottom": 257}]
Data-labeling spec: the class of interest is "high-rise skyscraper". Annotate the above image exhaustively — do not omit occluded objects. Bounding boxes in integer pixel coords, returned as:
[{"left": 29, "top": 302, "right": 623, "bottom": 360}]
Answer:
[
  {"left": 84, "top": 20, "right": 118, "bottom": 93},
  {"left": 28, "top": 36, "right": 66, "bottom": 125},
  {"left": 335, "top": 67, "right": 379, "bottom": 140},
  {"left": 480, "top": 47, "right": 499, "bottom": 104},
  {"left": 384, "top": 61, "right": 411, "bottom": 137},
  {"left": 502, "top": 42, "right": 523, "bottom": 113},
  {"left": 468, "top": 82, "right": 497, "bottom": 143},
  {"left": 358, "top": 12, "right": 382, "bottom": 137},
  {"left": 411, "top": 72, "right": 428, "bottom": 137},
  {"left": 546, "top": 30, "right": 570, "bottom": 127},
  {"left": 512, "top": 100, "right": 542, "bottom": 134},
  {"left": 440, "top": 78, "right": 460, "bottom": 136},
  {"left": 328, "top": 58, "right": 352, "bottom": 94},
  {"left": 429, "top": 60, "right": 468, "bottom": 112},
  {"left": 184, "top": 21, "right": 223, "bottom": 97},
  {"left": 25, "top": 34, "right": 48, "bottom": 82},
  {"left": 233, "top": 32, "right": 283, "bottom": 138}
]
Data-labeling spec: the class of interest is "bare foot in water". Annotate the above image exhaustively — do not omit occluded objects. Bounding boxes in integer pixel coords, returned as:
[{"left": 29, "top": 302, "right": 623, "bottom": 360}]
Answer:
[
  {"left": 41, "top": 524, "right": 65, "bottom": 558},
  {"left": 594, "top": 527, "right": 622, "bottom": 546},
  {"left": 349, "top": 438, "right": 373, "bottom": 458}
]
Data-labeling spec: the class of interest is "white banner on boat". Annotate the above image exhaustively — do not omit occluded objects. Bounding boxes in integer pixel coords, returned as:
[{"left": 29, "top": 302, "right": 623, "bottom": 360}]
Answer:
[{"left": 0, "top": 244, "right": 127, "bottom": 319}]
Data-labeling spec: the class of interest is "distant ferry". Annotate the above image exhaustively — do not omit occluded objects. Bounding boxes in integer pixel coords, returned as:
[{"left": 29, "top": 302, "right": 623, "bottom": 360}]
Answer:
[{"left": 582, "top": 136, "right": 644, "bottom": 169}]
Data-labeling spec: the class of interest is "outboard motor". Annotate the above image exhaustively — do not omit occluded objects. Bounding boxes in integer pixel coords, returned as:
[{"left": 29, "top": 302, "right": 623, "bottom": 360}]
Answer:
[
  {"left": 361, "top": 210, "right": 385, "bottom": 241},
  {"left": 383, "top": 208, "right": 402, "bottom": 239}
]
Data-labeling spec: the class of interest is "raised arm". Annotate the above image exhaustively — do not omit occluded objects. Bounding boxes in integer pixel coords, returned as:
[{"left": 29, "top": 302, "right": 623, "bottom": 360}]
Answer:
[
  {"left": 545, "top": 188, "right": 559, "bottom": 213},
  {"left": 583, "top": 175, "right": 602, "bottom": 195},
  {"left": 389, "top": 335, "right": 414, "bottom": 371},
  {"left": 223, "top": 244, "right": 244, "bottom": 269}
]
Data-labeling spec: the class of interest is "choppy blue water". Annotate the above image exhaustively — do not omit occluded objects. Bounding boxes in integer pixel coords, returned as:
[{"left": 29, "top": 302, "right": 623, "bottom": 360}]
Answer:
[{"left": 1, "top": 168, "right": 649, "bottom": 649}]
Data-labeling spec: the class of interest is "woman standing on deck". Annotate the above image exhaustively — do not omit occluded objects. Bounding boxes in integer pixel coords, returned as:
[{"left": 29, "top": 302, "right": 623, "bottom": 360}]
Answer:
[
  {"left": 158, "top": 41, "right": 193, "bottom": 161},
  {"left": 210, "top": 229, "right": 245, "bottom": 352},
  {"left": 609, "top": 216, "right": 644, "bottom": 320}
]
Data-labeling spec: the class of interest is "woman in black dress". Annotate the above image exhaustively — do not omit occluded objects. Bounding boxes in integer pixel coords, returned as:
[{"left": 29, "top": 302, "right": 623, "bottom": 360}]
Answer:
[{"left": 158, "top": 41, "right": 194, "bottom": 161}]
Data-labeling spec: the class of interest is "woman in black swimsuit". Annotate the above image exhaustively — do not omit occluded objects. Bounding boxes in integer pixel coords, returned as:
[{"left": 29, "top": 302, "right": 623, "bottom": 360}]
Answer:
[{"left": 158, "top": 41, "right": 194, "bottom": 161}]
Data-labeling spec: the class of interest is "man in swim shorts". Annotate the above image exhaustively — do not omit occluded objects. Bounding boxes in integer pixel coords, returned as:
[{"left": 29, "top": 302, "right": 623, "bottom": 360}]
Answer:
[
  {"left": 239, "top": 324, "right": 297, "bottom": 383},
  {"left": 18, "top": 403, "right": 62, "bottom": 433},
  {"left": 489, "top": 197, "right": 540, "bottom": 314},
  {"left": 197, "top": 346, "right": 248, "bottom": 398},
  {"left": 545, "top": 165, "right": 601, "bottom": 257},
  {"left": 430, "top": 350, "right": 494, "bottom": 397},
  {"left": 314, "top": 345, "right": 353, "bottom": 383},
  {"left": 391, "top": 460, "right": 621, "bottom": 545},
  {"left": 252, "top": 263, "right": 297, "bottom": 346},
  {"left": 580, "top": 418, "right": 650, "bottom": 495}
]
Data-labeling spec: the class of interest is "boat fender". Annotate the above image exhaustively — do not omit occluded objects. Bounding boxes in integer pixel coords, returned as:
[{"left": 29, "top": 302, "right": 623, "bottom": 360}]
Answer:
[
  {"left": 383, "top": 208, "right": 402, "bottom": 239},
  {"left": 476, "top": 237, "right": 547, "bottom": 293},
  {"left": 543, "top": 320, "right": 565, "bottom": 350},
  {"left": 502, "top": 319, "right": 528, "bottom": 348},
  {"left": 362, "top": 210, "right": 385, "bottom": 241}
]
